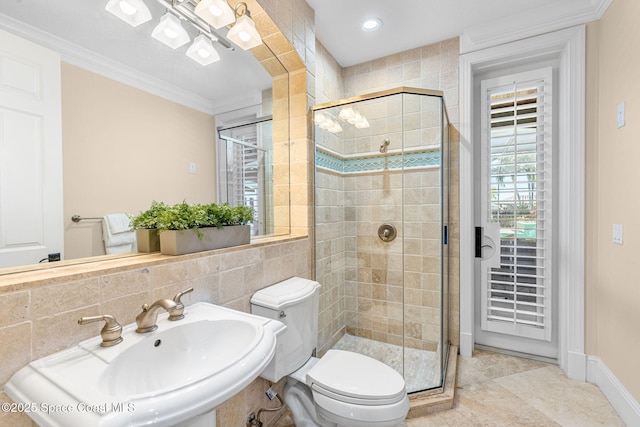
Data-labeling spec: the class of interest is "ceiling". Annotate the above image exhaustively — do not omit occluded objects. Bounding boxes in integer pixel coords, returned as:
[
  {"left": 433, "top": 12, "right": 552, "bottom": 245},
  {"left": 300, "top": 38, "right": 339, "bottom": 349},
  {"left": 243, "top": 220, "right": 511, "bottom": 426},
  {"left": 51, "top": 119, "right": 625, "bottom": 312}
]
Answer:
[
  {"left": 0, "top": 0, "right": 603, "bottom": 113},
  {"left": 306, "top": 0, "right": 602, "bottom": 67}
]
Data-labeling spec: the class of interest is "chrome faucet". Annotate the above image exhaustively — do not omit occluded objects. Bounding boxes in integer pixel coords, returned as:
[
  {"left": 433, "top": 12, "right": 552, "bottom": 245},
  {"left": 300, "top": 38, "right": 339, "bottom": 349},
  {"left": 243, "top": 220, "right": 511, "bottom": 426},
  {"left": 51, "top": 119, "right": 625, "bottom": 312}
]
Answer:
[{"left": 135, "top": 299, "right": 177, "bottom": 333}]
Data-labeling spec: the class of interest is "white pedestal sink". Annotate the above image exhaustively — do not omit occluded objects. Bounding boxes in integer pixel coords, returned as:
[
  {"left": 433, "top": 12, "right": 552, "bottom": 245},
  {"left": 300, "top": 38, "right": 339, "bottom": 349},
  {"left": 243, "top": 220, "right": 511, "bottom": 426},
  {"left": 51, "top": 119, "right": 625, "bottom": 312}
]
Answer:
[{"left": 5, "top": 302, "right": 286, "bottom": 427}]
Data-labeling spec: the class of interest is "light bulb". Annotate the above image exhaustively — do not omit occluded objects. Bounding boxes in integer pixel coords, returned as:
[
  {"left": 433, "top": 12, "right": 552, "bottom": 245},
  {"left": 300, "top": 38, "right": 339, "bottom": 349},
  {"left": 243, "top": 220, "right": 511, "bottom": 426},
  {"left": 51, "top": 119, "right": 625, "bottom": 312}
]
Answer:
[
  {"left": 239, "top": 31, "right": 252, "bottom": 42},
  {"left": 163, "top": 28, "right": 178, "bottom": 39},
  {"left": 152, "top": 13, "right": 190, "bottom": 49},
  {"left": 105, "top": 0, "right": 151, "bottom": 27},
  {"left": 348, "top": 112, "right": 362, "bottom": 125},
  {"left": 339, "top": 106, "right": 355, "bottom": 120},
  {"left": 362, "top": 18, "right": 382, "bottom": 32},
  {"left": 329, "top": 123, "right": 343, "bottom": 133},
  {"left": 118, "top": 1, "right": 137, "bottom": 16},
  {"left": 319, "top": 119, "right": 334, "bottom": 130},
  {"left": 186, "top": 34, "right": 220, "bottom": 66},
  {"left": 208, "top": 5, "right": 223, "bottom": 16}
]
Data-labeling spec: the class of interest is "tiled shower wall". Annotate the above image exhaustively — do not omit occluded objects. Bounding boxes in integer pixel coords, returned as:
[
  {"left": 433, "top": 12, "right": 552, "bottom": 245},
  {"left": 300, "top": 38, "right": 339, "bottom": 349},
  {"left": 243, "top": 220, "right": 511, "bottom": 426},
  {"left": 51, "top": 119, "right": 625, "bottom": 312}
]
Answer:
[
  {"left": 314, "top": 168, "right": 347, "bottom": 349},
  {"left": 344, "top": 166, "right": 444, "bottom": 352},
  {"left": 314, "top": 38, "right": 461, "bottom": 353},
  {"left": 315, "top": 91, "right": 445, "bottom": 353}
]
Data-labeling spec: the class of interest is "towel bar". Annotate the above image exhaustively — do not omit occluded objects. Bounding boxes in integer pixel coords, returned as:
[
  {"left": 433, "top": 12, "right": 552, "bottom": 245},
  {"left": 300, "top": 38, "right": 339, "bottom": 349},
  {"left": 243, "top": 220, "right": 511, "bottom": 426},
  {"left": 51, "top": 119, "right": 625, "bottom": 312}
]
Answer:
[{"left": 71, "top": 215, "right": 103, "bottom": 223}]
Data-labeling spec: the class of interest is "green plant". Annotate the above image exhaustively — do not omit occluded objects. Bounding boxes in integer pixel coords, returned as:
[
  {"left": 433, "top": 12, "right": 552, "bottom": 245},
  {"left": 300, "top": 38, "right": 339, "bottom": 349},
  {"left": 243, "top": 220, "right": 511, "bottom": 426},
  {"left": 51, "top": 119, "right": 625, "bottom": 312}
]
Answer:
[
  {"left": 129, "top": 201, "right": 168, "bottom": 230},
  {"left": 155, "top": 201, "right": 254, "bottom": 239}
]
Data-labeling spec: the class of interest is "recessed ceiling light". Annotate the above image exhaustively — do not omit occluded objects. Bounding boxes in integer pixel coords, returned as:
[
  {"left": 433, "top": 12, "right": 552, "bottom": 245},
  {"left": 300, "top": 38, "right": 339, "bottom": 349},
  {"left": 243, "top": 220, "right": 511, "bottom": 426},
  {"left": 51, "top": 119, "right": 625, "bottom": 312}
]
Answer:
[{"left": 361, "top": 18, "right": 382, "bottom": 32}]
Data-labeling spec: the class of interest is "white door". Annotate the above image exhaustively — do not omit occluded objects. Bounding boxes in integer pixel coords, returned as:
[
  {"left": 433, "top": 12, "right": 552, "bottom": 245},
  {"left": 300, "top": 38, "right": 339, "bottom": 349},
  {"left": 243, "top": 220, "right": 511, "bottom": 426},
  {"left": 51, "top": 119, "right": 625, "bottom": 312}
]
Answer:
[
  {"left": 0, "top": 29, "right": 63, "bottom": 268},
  {"left": 475, "top": 68, "right": 557, "bottom": 359}
]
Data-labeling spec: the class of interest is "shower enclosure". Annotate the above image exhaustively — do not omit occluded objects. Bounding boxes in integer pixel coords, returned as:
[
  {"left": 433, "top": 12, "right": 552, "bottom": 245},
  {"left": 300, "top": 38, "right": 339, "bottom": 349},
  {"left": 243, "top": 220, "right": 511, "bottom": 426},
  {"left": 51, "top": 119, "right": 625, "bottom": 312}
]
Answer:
[
  {"left": 313, "top": 87, "right": 450, "bottom": 393},
  {"left": 217, "top": 117, "right": 273, "bottom": 237}
]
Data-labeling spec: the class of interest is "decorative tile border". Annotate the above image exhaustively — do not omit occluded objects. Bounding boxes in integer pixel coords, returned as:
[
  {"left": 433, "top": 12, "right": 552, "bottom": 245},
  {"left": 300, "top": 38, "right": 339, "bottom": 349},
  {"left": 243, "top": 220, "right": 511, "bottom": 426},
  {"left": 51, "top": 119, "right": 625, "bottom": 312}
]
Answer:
[{"left": 316, "top": 147, "right": 440, "bottom": 174}]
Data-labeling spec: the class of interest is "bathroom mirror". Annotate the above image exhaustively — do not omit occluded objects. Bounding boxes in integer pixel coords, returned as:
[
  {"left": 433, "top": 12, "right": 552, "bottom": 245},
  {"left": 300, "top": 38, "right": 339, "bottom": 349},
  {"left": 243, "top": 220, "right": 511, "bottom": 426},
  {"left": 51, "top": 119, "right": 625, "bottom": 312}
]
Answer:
[{"left": 0, "top": 0, "right": 290, "bottom": 274}]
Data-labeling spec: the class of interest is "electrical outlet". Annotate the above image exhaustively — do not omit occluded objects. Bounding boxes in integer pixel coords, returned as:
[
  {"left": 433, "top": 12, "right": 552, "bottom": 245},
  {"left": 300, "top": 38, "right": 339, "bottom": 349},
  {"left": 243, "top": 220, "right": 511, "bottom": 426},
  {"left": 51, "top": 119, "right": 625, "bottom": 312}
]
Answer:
[{"left": 189, "top": 162, "right": 196, "bottom": 174}]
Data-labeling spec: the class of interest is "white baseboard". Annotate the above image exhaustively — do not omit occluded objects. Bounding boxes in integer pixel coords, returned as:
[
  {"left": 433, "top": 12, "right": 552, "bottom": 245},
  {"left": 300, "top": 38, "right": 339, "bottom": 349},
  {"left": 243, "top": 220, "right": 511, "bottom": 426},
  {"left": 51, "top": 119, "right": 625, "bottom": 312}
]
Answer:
[
  {"left": 587, "top": 356, "right": 640, "bottom": 426},
  {"left": 566, "top": 350, "right": 587, "bottom": 381},
  {"left": 459, "top": 333, "right": 473, "bottom": 357}
]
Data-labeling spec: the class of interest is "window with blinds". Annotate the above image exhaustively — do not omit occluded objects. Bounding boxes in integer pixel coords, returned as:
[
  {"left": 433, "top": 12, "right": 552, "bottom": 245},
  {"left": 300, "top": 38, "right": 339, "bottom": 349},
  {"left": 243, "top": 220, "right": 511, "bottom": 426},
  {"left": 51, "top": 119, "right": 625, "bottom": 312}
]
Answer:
[{"left": 481, "top": 67, "right": 553, "bottom": 341}]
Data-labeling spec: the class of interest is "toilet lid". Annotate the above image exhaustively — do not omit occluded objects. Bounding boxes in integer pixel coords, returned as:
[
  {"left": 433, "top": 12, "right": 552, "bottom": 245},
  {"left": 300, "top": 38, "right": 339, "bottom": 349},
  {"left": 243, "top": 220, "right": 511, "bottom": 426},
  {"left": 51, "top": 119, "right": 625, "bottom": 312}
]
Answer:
[{"left": 306, "top": 350, "right": 406, "bottom": 404}]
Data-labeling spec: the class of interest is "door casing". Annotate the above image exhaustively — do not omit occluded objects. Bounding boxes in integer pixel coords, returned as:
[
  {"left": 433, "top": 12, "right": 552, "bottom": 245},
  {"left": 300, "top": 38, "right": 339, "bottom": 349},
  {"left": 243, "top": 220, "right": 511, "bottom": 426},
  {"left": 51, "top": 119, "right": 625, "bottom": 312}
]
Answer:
[{"left": 459, "top": 26, "right": 586, "bottom": 380}]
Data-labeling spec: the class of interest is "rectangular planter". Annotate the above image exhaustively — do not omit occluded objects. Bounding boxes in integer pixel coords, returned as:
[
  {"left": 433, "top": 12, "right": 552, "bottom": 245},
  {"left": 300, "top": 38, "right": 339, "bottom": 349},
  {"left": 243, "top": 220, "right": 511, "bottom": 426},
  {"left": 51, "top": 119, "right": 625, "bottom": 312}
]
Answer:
[
  {"left": 136, "top": 228, "right": 160, "bottom": 253},
  {"left": 159, "top": 225, "right": 251, "bottom": 256}
]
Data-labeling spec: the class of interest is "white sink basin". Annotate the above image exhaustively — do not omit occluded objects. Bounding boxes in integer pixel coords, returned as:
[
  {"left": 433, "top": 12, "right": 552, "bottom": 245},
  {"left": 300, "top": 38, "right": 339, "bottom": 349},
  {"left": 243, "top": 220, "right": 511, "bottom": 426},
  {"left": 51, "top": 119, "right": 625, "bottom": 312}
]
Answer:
[{"left": 5, "top": 302, "right": 286, "bottom": 427}]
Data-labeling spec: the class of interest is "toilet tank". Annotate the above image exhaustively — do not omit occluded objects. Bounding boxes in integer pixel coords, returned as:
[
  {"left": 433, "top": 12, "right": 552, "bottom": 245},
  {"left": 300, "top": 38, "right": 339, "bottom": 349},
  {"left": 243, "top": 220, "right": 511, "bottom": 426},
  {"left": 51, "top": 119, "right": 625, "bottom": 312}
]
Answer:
[{"left": 250, "top": 277, "right": 320, "bottom": 383}]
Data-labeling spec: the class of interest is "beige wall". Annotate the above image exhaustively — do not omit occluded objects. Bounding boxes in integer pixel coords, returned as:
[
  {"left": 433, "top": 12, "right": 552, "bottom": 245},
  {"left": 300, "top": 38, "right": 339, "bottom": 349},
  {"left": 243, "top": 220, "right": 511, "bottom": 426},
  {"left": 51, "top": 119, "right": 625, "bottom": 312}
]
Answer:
[
  {"left": 62, "top": 63, "right": 217, "bottom": 259},
  {"left": 586, "top": 0, "right": 640, "bottom": 402}
]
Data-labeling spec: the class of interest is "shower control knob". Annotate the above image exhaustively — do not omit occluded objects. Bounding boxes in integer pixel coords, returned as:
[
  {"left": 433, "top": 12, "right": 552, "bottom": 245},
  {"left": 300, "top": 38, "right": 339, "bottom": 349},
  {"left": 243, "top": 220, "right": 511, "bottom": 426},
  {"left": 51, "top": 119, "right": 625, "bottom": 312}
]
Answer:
[{"left": 378, "top": 223, "right": 397, "bottom": 242}]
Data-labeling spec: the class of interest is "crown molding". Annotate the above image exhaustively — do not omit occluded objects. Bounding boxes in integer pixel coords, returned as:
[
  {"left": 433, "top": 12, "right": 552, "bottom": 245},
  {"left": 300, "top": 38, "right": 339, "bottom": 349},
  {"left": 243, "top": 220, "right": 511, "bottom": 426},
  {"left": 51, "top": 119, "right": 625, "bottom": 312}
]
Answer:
[
  {"left": 0, "top": 13, "right": 254, "bottom": 115},
  {"left": 460, "top": 0, "right": 611, "bottom": 54}
]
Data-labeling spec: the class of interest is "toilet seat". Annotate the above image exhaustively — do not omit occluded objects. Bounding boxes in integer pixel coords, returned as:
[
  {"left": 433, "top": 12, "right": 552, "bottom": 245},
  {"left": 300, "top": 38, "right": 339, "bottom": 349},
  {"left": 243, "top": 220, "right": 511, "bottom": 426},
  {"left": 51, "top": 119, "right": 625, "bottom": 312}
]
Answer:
[{"left": 306, "top": 350, "right": 407, "bottom": 405}]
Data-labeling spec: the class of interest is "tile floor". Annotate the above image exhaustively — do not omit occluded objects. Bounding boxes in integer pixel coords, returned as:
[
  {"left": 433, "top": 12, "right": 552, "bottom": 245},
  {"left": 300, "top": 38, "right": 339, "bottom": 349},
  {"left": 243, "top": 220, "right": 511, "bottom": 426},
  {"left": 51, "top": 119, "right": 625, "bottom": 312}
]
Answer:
[
  {"left": 406, "top": 349, "right": 624, "bottom": 426},
  {"left": 275, "top": 349, "right": 625, "bottom": 427}
]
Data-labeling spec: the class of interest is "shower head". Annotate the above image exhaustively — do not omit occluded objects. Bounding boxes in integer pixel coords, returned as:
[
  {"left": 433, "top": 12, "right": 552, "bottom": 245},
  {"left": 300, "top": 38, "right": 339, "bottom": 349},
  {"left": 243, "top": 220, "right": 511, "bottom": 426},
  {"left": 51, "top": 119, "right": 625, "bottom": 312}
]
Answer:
[{"left": 380, "top": 139, "right": 390, "bottom": 153}]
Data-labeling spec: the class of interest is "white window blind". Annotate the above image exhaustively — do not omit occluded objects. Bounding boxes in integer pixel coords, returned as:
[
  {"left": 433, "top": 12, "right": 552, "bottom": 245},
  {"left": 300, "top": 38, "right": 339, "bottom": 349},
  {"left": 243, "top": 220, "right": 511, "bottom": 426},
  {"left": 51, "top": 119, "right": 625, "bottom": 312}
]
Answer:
[{"left": 480, "top": 67, "right": 553, "bottom": 341}]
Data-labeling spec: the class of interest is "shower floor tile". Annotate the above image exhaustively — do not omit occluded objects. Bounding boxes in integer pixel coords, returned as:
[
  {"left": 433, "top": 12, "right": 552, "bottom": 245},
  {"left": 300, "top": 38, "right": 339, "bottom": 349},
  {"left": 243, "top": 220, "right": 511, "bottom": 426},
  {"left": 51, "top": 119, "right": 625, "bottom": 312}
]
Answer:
[{"left": 332, "top": 334, "right": 441, "bottom": 393}]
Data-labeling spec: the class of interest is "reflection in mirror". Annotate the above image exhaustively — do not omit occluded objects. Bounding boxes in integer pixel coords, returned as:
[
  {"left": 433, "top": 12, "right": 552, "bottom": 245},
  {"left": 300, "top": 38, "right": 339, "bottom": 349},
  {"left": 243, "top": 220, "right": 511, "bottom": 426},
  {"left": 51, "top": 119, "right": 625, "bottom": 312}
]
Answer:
[
  {"left": 218, "top": 117, "right": 274, "bottom": 237},
  {"left": 0, "top": 0, "right": 290, "bottom": 275}
]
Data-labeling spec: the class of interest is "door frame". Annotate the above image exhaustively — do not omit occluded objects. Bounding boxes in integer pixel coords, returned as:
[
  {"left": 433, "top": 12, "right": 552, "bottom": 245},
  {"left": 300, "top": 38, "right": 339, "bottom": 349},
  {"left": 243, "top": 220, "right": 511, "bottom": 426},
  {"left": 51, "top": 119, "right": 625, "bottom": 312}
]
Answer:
[{"left": 459, "top": 26, "right": 587, "bottom": 380}]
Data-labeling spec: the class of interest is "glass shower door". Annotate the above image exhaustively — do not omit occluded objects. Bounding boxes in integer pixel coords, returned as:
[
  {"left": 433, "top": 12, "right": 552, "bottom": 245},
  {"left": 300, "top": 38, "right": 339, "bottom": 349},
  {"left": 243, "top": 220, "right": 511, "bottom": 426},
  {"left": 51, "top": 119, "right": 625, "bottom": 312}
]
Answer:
[{"left": 313, "top": 88, "right": 449, "bottom": 394}]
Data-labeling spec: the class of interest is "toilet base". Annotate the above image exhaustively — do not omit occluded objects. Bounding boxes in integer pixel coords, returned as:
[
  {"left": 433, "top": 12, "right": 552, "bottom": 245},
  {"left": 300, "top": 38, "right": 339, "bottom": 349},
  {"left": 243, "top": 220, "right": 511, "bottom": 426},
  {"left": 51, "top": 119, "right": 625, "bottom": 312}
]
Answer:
[
  {"left": 284, "top": 378, "right": 408, "bottom": 427},
  {"left": 284, "top": 378, "right": 336, "bottom": 427}
]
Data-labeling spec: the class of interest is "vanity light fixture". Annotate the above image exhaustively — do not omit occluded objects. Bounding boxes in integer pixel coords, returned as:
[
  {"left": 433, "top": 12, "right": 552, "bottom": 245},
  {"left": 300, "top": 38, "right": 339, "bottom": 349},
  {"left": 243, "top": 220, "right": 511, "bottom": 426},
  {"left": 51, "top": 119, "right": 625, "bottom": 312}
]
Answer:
[
  {"left": 194, "top": 0, "right": 235, "bottom": 29},
  {"left": 314, "top": 112, "right": 343, "bottom": 134},
  {"left": 355, "top": 117, "right": 370, "bottom": 129},
  {"left": 105, "top": 0, "right": 263, "bottom": 67},
  {"left": 152, "top": 12, "right": 191, "bottom": 49},
  {"left": 105, "top": 0, "right": 152, "bottom": 26},
  {"left": 328, "top": 122, "right": 343, "bottom": 133},
  {"left": 338, "top": 106, "right": 355, "bottom": 121},
  {"left": 226, "top": 3, "right": 263, "bottom": 50},
  {"left": 338, "top": 106, "right": 370, "bottom": 129},
  {"left": 186, "top": 34, "right": 221, "bottom": 66}
]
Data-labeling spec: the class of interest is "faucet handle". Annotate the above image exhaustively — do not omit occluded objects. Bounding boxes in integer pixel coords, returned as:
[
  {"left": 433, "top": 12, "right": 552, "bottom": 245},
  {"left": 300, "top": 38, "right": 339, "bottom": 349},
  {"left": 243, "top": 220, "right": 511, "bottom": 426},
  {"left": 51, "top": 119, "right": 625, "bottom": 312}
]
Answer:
[
  {"left": 78, "top": 314, "right": 123, "bottom": 347},
  {"left": 169, "top": 287, "right": 194, "bottom": 321}
]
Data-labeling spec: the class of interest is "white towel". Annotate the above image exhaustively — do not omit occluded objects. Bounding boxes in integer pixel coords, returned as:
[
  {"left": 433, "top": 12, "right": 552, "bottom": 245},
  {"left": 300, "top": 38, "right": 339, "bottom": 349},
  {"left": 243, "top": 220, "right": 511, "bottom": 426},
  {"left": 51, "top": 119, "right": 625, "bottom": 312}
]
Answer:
[
  {"left": 106, "top": 213, "right": 132, "bottom": 234},
  {"left": 102, "top": 214, "right": 137, "bottom": 254}
]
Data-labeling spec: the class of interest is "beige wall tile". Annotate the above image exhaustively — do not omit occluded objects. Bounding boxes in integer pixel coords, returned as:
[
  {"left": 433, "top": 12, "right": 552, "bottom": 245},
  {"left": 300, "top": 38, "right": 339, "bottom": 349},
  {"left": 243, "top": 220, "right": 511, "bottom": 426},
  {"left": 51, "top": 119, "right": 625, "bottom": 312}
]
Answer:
[
  {"left": 0, "top": 292, "right": 30, "bottom": 327},
  {"left": 0, "top": 322, "right": 31, "bottom": 385}
]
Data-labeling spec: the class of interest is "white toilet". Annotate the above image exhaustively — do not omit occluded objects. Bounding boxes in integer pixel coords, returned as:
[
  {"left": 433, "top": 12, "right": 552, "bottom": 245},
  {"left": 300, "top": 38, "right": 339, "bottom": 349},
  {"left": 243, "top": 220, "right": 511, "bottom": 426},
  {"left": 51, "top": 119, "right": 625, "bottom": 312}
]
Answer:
[{"left": 251, "top": 277, "right": 410, "bottom": 427}]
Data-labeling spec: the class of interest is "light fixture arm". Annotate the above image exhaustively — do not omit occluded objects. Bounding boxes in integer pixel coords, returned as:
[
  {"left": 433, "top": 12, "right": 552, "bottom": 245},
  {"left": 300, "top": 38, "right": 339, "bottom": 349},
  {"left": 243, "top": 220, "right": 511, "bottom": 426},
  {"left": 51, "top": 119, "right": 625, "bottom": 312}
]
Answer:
[
  {"left": 234, "top": 2, "right": 249, "bottom": 18},
  {"left": 156, "top": 0, "right": 234, "bottom": 50}
]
